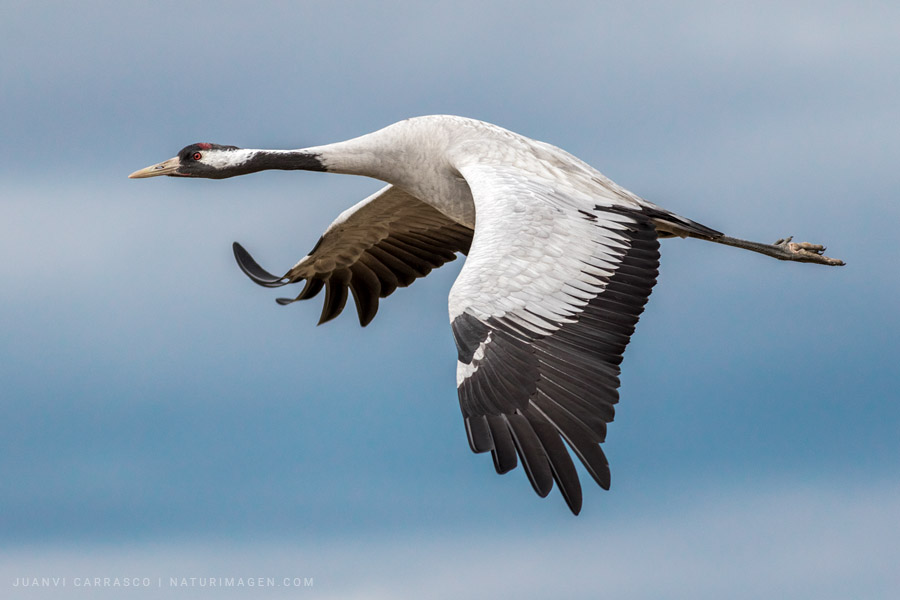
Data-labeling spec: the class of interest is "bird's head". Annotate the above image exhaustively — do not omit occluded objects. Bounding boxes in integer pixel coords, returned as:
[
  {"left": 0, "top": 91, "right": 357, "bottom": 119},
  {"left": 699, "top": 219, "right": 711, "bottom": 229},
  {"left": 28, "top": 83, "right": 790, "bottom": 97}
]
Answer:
[{"left": 129, "top": 143, "right": 248, "bottom": 179}]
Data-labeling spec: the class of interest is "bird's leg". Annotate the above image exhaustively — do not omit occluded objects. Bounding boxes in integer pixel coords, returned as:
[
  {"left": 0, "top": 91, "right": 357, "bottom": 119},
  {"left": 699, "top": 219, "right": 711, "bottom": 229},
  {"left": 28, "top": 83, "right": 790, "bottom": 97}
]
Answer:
[{"left": 708, "top": 235, "right": 845, "bottom": 266}]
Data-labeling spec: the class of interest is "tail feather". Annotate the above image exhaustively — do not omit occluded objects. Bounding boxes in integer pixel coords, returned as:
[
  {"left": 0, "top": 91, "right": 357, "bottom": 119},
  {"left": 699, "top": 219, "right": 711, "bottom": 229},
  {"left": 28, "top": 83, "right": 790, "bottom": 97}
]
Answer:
[{"left": 640, "top": 204, "right": 722, "bottom": 240}]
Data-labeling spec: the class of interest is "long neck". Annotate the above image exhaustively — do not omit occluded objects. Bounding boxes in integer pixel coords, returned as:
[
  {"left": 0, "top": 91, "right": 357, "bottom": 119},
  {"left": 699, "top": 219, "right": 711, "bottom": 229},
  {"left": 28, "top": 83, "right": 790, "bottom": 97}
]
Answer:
[
  {"left": 237, "top": 150, "right": 328, "bottom": 174},
  {"left": 235, "top": 120, "right": 475, "bottom": 227},
  {"left": 241, "top": 121, "right": 429, "bottom": 187},
  {"left": 300, "top": 128, "right": 405, "bottom": 180},
  {"left": 236, "top": 135, "right": 391, "bottom": 179}
]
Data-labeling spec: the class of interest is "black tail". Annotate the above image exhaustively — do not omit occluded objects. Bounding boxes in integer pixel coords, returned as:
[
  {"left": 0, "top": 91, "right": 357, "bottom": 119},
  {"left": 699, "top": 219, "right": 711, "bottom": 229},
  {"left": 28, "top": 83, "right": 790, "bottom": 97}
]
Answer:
[{"left": 640, "top": 204, "right": 723, "bottom": 240}]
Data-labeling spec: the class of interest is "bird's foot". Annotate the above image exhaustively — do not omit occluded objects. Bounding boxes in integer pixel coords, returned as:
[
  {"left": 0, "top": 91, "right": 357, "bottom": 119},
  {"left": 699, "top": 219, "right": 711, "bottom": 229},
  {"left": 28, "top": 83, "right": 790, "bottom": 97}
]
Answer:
[{"left": 773, "top": 236, "right": 845, "bottom": 266}]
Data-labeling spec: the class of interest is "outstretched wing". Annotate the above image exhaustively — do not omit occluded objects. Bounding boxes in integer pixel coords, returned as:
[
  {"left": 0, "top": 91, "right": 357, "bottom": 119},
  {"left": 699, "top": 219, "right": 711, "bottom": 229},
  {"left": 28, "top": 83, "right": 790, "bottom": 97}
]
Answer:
[
  {"left": 234, "top": 184, "right": 473, "bottom": 325},
  {"left": 449, "top": 163, "right": 661, "bottom": 514}
]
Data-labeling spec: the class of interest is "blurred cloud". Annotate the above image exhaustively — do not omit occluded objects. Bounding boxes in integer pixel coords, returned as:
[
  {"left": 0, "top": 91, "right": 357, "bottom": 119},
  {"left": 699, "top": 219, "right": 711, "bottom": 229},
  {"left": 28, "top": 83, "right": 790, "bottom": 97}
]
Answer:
[{"left": 2, "top": 481, "right": 898, "bottom": 599}]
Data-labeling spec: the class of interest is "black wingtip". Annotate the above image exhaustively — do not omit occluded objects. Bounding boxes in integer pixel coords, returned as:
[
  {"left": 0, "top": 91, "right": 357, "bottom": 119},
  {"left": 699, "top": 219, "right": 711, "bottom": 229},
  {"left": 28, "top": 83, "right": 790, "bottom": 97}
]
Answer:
[
  {"left": 567, "top": 498, "right": 582, "bottom": 516},
  {"left": 558, "top": 471, "right": 584, "bottom": 515},
  {"left": 358, "top": 311, "right": 376, "bottom": 327},
  {"left": 232, "top": 242, "right": 288, "bottom": 288}
]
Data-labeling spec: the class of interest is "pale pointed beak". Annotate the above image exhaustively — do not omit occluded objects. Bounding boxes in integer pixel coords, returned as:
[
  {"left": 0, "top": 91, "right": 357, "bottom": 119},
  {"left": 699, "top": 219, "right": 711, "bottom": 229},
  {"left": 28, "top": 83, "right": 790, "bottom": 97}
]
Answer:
[{"left": 128, "top": 156, "right": 182, "bottom": 179}]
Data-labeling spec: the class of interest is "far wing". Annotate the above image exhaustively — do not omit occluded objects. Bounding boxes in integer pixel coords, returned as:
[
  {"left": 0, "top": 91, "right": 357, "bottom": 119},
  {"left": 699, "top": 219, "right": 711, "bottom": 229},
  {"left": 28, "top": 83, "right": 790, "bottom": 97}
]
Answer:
[
  {"left": 449, "top": 163, "right": 660, "bottom": 514},
  {"left": 234, "top": 185, "right": 473, "bottom": 325}
]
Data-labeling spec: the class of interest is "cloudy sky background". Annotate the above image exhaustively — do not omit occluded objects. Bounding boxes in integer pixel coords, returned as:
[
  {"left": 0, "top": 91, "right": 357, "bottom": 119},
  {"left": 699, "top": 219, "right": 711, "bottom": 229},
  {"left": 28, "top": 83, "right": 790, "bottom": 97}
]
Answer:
[{"left": 2, "top": 1, "right": 898, "bottom": 598}]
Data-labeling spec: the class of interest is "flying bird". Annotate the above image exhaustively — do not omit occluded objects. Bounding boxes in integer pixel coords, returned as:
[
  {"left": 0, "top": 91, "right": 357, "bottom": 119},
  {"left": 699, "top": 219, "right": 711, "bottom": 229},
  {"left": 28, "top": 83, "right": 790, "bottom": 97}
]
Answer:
[{"left": 130, "top": 115, "right": 844, "bottom": 514}]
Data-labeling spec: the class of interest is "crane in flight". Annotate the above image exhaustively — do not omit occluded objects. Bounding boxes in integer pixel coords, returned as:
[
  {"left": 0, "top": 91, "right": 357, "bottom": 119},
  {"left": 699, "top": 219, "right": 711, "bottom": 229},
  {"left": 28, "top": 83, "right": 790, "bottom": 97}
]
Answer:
[{"left": 131, "top": 115, "right": 844, "bottom": 514}]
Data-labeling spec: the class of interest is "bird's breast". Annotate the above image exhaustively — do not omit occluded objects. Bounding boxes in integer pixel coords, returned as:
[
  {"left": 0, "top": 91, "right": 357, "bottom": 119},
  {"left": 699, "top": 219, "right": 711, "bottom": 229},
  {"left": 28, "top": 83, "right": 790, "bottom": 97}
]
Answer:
[{"left": 396, "top": 168, "right": 476, "bottom": 229}]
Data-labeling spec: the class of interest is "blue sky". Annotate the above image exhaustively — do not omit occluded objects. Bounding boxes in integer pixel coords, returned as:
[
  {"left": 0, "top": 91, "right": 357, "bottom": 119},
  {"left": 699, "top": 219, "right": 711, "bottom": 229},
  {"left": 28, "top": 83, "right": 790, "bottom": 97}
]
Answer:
[{"left": 1, "top": 1, "right": 898, "bottom": 598}]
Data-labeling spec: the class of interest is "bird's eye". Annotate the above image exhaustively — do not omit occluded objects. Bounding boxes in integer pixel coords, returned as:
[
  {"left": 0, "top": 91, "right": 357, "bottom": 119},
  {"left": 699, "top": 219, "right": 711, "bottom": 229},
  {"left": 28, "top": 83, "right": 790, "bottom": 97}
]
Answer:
[{"left": 192, "top": 152, "right": 203, "bottom": 161}]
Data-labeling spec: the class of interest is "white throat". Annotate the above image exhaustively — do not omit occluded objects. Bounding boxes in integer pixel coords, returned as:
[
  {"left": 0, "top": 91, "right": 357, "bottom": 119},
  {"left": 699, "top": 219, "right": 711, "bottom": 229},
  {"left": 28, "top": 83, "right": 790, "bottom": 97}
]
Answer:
[{"left": 198, "top": 148, "right": 257, "bottom": 170}]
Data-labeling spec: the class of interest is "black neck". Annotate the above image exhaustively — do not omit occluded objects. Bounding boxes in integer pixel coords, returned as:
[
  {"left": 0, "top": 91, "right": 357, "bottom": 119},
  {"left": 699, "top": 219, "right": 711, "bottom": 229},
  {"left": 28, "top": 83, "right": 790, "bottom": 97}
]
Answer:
[{"left": 243, "top": 150, "right": 327, "bottom": 174}]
